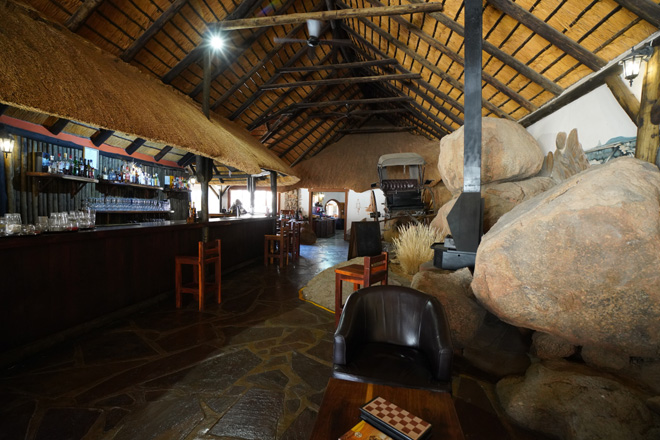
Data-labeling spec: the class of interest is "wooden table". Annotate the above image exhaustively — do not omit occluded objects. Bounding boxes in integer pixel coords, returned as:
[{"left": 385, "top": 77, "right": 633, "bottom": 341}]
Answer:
[{"left": 310, "top": 378, "right": 465, "bottom": 439}]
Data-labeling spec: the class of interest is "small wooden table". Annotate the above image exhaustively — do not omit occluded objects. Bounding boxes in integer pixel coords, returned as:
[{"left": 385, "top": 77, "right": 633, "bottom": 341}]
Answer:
[{"left": 310, "top": 378, "right": 465, "bottom": 439}]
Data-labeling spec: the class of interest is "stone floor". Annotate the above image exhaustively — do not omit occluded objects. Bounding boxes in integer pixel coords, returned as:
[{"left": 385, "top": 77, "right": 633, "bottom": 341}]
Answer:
[{"left": 0, "top": 233, "right": 544, "bottom": 440}]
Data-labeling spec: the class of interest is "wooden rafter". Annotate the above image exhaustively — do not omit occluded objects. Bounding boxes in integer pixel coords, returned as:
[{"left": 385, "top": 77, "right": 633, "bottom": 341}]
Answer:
[
  {"left": 278, "top": 58, "right": 398, "bottom": 73},
  {"left": 217, "top": 3, "right": 445, "bottom": 31},
  {"left": 339, "top": 126, "right": 413, "bottom": 134},
  {"left": 45, "top": 118, "right": 70, "bottom": 135},
  {"left": 340, "top": 16, "right": 511, "bottom": 119},
  {"left": 612, "top": 0, "right": 660, "bottom": 28},
  {"left": 91, "top": 129, "right": 114, "bottom": 147},
  {"left": 161, "top": 0, "right": 264, "bottom": 84},
  {"left": 485, "top": 0, "right": 606, "bottom": 71},
  {"left": 125, "top": 138, "right": 146, "bottom": 155},
  {"left": 362, "top": 0, "right": 536, "bottom": 113},
  {"left": 292, "top": 96, "right": 412, "bottom": 109},
  {"left": 154, "top": 146, "right": 173, "bottom": 162},
  {"left": 121, "top": 0, "right": 188, "bottom": 62},
  {"left": 260, "top": 73, "right": 421, "bottom": 90},
  {"left": 65, "top": 0, "right": 104, "bottom": 32},
  {"left": 407, "top": 0, "right": 563, "bottom": 96}
]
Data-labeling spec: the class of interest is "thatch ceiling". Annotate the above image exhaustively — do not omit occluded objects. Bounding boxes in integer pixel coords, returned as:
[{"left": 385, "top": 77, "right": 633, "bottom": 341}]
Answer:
[{"left": 3, "top": 0, "right": 660, "bottom": 178}]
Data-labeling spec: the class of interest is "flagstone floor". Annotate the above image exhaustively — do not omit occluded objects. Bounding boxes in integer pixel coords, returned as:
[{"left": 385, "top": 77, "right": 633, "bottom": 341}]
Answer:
[{"left": 0, "top": 233, "right": 544, "bottom": 440}]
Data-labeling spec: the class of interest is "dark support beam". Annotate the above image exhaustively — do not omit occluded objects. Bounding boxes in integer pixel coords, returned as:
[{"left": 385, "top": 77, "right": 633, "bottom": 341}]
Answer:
[
  {"left": 635, "top": 45, "right": 660, "bottom": 164},
  {"left": 218, "top": 3, "right": 445, "bottom": 30},
  {"left": 161, "top": 0, "right": 264, "bottom": 84},
  {"left": 363, "top": 0, "right": 536, "bottom": 112},
  {"left": 612, "top": 0, "right": 660, "bottom": 28},
  {"left": 604, "top": 72, "right": 641, "bottom": 125},
  {"left": 270, "top": 170, "right": 277, "bottom": 217},
  {"left": 463, "top": 0, "right": 482, "bottom": 193},
  {"left": 278, "top": 58, "right": 398, "bottom": 73},
  {"left": 154, "top": 145, "right": 173, "bottom": 162},
  {"left": 178, "top": 152, "right": 196, "bottom": 167},
  {"left": 46, "top": 118, "right": 70, "bottom": 136},
  {"left": 407, "top": 0, "right": 563, "bottom": 96},
  {"left": 310, "top": 108, "right": 407, "bottom": 118},
  {"left": 486, "top": 0, "right": 606, "bottom": 71},
  {"left": 293, "top": 96, "right": 412, "bottom": 109},
  {"left": 125, "top": 138, "right": 146, "bottom": 155},
  {"left": 0, "top": 104, "right": 8, "bottom": 116},
  {"left": 290, "top": 118, "right": 347, "bottom": 166},
  {"left": 202, "top": 48, "right": 212, "bottom": 118},
  {"left": 278, "top": 120, "right": 328, "bottom": 158},
  {"left": 260, "top": 73, "right": 421, "bottom": 90},
  {"left": 122, "top": 0, "right": 188, "bottom": 62},
  {"left": 91, "top": 129, "right": 114, "bottom": 147},
  {"left": 66, "top": 0, "right": 104, "bottom": 32}
]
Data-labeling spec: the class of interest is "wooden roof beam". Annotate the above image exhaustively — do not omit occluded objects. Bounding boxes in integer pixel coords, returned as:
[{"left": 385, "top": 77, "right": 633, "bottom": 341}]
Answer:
[
  {"left": 339, "top": 126, "right": 413, "bottom": 134},
  {"left": 125, "top": 138, "right": 146, "bottom": 155},
  {"left": 362, "top": 0, "right": 536, "bottom": 112},
  {"left": 218, "top": 3, "right": 444, "bottom": 31},
  {"left": 612, "top": 0, "right": 660, "bottom": 29},
  {"left": 0, "top": 104, "right": 8, "bottom": 116},
  {"left": 91, "top": 129, "right": 114, "bottom": 147},
  {"left": 289, "top": 117, "right": 350, "bottom": 166},
  {"left": 232, "top": 49, "right": 335, "bottom": 123},
  {"left": 121, "top": 0, "right": 188, "bottom": 62},
  {"left": 260, "top": 73, "right": 421, "bottom": 90},
  {"left": 407, "top": 0, "right": 563, "bottom": 96},
  {"left": 45, "top": 118, "right": 70, "bottom": 135},
  {"left": 293, "top": 96, "right": 412, "bottom": 109},
  {"left": 485, "top": 0, "right": 606, "bottom": 71},
  {"left": 278, "top": 58, "right": 398, "bottom": 73},
  {"left": 65, "top": 0, "right": 104, "bottom": 32},
  {"left": 347, "top": 30, "right": 464, "bottom": 125},
  {"left": 342, "top": 11, "right": 511, "bottom": 120},
  {"left": 190, "top": 0, "right": 305, "bottom": 100},
  {"left": 161, "top": 0, "right": 264, "bottom": 84},
  {"left": 178, "top": 152, "right": 196, "bottom": 167},
  {"left": 277, "top": 119, "right": 328, "bottom": 158},
  {"left": 154, "top": 146, "right": 173, "bottom": 162}
]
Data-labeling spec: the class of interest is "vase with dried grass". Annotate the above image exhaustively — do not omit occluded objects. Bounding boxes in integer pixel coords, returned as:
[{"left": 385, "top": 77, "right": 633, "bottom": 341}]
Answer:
[{"left": 393, "top": 223, "right": 441, "bottom": 275}]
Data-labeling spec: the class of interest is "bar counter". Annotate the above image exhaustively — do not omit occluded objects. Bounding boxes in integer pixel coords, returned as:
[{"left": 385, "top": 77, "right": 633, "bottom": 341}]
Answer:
[{"left": 0, "top": 215, "right": 275, "bottom": 356}]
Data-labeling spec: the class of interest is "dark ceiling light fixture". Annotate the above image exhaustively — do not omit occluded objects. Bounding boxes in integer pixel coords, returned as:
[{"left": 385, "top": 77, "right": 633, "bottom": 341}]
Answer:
[{"left": 619, "top": 45, "right": 654, "bottom": 86}]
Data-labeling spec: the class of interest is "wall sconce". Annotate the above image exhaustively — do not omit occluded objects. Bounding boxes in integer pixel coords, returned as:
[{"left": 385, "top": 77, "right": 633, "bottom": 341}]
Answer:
[
  {"left": 0, "top": 136, "right": 14, "bottom": 158},
  {"left": 620, "top": 45, "right": 654, "bottom": 86}
]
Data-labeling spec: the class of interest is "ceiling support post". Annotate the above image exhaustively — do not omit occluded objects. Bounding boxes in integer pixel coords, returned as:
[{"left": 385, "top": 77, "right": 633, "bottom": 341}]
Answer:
[
  {"left": 635, "top": 44, "right": 660, "bottom": 166},
  {"left": 270, "top": 171, "right": 278, "bottom": 218}
]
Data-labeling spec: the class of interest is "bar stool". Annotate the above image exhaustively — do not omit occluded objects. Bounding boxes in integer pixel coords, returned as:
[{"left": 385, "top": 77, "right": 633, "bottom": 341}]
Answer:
[
  {"left": 264, "top": 226, "right": 289, "bottom": 268},
  {"left": 288, "top": 221, "right": 301, "bottom": 262},
  {"left": 175, "top": 239, "right": 221, "bottom": 311},
  {"left": 334, "top": 251, "right": 388, "bottom": 326}
]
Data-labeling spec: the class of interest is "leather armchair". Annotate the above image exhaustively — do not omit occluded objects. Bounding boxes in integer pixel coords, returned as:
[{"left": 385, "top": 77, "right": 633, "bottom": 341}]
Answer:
[{"left": 333, "top": 285, "right": 453, "bottom": 392}]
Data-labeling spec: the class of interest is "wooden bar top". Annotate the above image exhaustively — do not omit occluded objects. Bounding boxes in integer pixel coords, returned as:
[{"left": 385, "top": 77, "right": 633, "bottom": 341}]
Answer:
[{"left": 310, "top": 378, "right": 465, "bottom": 439}]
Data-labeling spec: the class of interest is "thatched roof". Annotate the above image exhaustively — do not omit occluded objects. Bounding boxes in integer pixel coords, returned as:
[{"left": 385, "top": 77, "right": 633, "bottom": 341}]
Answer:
[
  {"left": 289, "top": 130, "right": 441, "bottom": 192},
  {"left": 0, "top": 0, "right": 297, "bottom": 180},
  {"left": 3, "top": 0, "right": 659, "bottom": 171}
]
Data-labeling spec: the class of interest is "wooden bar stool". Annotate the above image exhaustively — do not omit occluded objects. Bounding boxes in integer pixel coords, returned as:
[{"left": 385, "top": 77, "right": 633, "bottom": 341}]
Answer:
[
  {"left": 334, "top": 251, "right": 388, "bottom": 326},
  {"left": 175, "top": 239, "right": 221, "bottom": 311},
  {"left": 264, "top": 226, "right": 289, "bottom": 268},
  {"left": 288, "top": 221, "right": 301, "bottom": 262}
]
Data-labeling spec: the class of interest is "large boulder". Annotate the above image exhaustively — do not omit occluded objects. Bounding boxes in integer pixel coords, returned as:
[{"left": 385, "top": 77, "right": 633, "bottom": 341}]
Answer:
[
  {"left": 437, "top": 118, "right": 544, "bottom": 194},
  {"left": 472, "top": 157, "right": 660, "bottom": 357},
  {"left": 431, "top": 176, "right": 556, "bottom": 237},
  {"left": 497, "top": 360, "right": 660, "bottom": 440},
  {"left": 411, "top": 268, "right": 485, "bottom": 349}
]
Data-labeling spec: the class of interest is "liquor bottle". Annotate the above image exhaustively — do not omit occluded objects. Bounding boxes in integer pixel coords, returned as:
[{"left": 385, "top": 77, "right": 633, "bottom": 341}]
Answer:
[
  {"left": 80, "top": 159, "right": 86, "bottom": 177},
  {"left": 56, "top": 153, "right": 62, "bottom": 174},
  {"left": 192, "top": 202, "right": 196, "bottom": 220},
  {"left": 48, "top": 155, "right": 55, "bottom": 174},
  {"left": 102, "top": 167, "right": 108, "bottom": 181},
  {"left": 72, "top": 156, "right": 79, "bottom": 176}
]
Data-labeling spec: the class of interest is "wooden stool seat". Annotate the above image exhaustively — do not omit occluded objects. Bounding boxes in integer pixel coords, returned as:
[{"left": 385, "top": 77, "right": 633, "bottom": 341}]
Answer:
[
  {"left": 334, "top": 251, "right": 388, "bottom": 326},
  {"left": 264, "top": 228, "right": 289, "bottom": 268},
  {"left": 175, "top": 239, "right": 221, "bottom": 311}
]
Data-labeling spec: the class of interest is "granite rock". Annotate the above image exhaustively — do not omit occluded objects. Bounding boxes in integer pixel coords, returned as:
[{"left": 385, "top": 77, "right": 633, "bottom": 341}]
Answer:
[{"left": 530, "top": 332, "right": 576, "bottom": 360}]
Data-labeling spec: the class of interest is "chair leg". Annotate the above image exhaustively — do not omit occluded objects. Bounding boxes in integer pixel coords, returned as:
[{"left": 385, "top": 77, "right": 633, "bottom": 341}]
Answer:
[
  {"left": 264, "top": 239, "right": 268, "bottom": 266},
  {"left": 198, "top": 262, "right": 204, "bottom": 311},
  {"left": 175, "top": 261, "right": 182, "bottom": 308},
  {"left": 216, "top": 258, "right": 222, "bottom": 304},
  {"left": 335, "top": 275, "right": 343, "bottom": 327}
]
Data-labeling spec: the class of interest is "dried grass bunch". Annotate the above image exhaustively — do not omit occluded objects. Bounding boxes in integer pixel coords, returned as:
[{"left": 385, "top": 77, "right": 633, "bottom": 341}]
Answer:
[{"left": 393, "top": 223, "right": 441, "bottom": 275}]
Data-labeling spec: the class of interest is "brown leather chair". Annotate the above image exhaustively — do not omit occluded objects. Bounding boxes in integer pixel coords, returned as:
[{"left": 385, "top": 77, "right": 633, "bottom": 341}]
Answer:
[
  {"left": 333, "top": 285, "right": 453, "bottom": 393},
  {"left": 175, "top": 239, "right": 221, "bottom": 311},
  {"left": 334, "top": 251, "right": 388, "bottom": 326}
]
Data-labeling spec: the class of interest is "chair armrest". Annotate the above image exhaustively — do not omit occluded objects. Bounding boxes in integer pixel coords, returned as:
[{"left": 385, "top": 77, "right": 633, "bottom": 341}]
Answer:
[
  {"left": 333, "top": 296, "right": 364, "bottom": 365},
  {"left": 419, "top": 298, "right": 454, "bottom": 382}
]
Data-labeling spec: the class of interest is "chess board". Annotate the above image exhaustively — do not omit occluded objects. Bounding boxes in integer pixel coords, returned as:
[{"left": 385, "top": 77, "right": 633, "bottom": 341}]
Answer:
[{"left": 360, "top": 396, "right": 432, "bottom": 440}]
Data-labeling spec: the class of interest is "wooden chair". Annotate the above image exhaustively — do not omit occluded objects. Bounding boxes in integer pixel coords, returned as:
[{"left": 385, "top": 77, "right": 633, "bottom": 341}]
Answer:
[
  {"left": 264, "top": 226, "right": 289, "bottom": 268},
  {"left": 287, "top": 221, "right": 301, "bottom": 262},
  {"left": 175, "top": 239, "right": 221, "bottom": 311},
  {"left": 334, "top": 251, "right": 388, "bottom": 326}
]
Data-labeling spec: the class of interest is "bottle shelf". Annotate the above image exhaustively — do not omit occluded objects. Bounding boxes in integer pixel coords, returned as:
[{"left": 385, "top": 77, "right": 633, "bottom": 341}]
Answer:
[
  {"left": 27, "top": 172, "right": 99, "bottom": 197},
  {"left": 97, "top": 180, "right": 163, "bottom": 191}
]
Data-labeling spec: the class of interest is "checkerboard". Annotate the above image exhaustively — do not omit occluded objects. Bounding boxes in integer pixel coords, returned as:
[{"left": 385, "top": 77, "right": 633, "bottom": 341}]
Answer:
[{"left": 360, "top": 397, "right": 432, "bottom": 440}]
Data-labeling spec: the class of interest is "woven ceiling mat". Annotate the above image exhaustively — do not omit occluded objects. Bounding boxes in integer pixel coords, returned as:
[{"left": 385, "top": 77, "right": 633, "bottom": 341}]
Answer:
[
  {"left": 288, "top": 131, "right": 442, "bottom": 192},
  {"left": 0, "top": 1, "right": 297, "bottom": 179}
]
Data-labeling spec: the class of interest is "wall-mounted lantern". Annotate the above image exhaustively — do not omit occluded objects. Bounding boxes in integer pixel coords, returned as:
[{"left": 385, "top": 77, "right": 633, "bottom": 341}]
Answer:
[
  {"left": 0, "top": 136, "right": 14, "bottom": 158},
  {"left": 620, "top": 45, "right": 654, "bottom": 86}
]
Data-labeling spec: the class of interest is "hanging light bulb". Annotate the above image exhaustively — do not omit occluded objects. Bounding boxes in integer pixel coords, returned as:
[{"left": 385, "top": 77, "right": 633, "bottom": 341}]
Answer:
[{"left": 209, "top": 34, "right": 224, "bottom": 51}]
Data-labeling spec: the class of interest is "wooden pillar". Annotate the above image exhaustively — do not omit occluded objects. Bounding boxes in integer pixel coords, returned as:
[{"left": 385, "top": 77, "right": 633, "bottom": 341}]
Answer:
[
  {"left": 604, "top": 73, "right": 640, "bottom": 125},
  {"left": 270, "top": 170, "right": 277, "bottom": 216},
  {"left": 196, "top": 155, "right": 211, "bottom": 241},
  {"left": 636, "top": 45, "right": 660, "bottom": 165},
  {"left": 247, "top": 175, "right": 256, "bottom": 215}
]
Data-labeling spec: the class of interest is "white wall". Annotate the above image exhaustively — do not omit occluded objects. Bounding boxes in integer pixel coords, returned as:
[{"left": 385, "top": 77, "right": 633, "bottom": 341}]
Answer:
[
  {"left": 527, "top": 74, "right": 644, "bottom": 154},
  {"left": 346, "top": 189, "right": 386, "bottom": 235}
]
